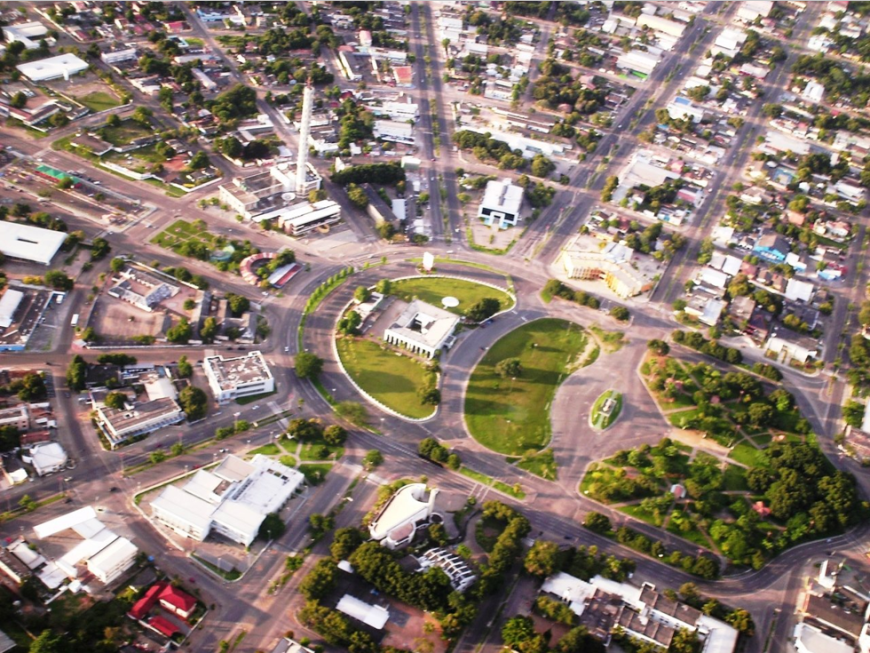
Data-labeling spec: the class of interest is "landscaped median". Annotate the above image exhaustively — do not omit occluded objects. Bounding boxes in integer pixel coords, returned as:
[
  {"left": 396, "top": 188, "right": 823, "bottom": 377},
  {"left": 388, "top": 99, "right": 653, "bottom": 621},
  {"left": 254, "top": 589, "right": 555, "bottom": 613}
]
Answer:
[
  {"left": 388, "top": 276, "right": 514, "bottom": 316},
  {"left": 464, "top": 318, "right": 591, "bottom": 456},
  {"left": 590, "top": 390, "right": 622, "bottom": 431}
]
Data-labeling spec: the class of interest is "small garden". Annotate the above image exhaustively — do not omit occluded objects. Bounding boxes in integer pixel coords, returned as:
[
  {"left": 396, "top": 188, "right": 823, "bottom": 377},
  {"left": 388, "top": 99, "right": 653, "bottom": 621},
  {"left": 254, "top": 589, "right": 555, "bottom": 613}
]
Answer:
[
  {"left": 465, "top": 318, "right": 590, "bottom": 455},
  {"left": 590, "top": 390, "right": 622, "bottom": 430},
  {"left": 579, "top": 351, "right": 864, "bottom": 569}
]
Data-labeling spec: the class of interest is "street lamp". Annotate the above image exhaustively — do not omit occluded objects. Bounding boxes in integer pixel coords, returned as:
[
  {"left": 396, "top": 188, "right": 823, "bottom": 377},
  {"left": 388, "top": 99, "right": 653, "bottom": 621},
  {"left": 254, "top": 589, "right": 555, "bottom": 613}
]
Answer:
[{"left": 233, "top": 411, "right": 241, "bottom": 430}]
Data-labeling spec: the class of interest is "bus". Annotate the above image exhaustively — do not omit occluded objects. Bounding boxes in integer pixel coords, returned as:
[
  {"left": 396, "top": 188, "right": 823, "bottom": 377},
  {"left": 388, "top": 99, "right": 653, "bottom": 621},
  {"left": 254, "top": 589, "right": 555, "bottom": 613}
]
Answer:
[{"left": 70, "top": 314, "right": 79, "bottom": 328}]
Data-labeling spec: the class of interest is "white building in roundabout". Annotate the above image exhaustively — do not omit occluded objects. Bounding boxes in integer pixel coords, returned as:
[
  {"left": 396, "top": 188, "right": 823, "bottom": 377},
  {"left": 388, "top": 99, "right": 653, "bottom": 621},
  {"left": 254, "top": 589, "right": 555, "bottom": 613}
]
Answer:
[{"left": 383, "top": 300, "right": 460, "bottom": 360}]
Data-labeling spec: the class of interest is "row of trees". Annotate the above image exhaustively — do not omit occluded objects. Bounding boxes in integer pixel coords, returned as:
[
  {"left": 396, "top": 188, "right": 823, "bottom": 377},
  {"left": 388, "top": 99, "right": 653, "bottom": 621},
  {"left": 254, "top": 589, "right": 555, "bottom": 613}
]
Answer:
[
  {"left": 543, "top": 279, "right": 602, "bottom": 310},
  {"left": 331, "top": 162, "right": 405, "bottom": 186},
  {"left": 418, "top": 437, "right": 460, "bottom": 469},
  {"left": 672, "top": 330, "right": 743, "bottom": 365}
]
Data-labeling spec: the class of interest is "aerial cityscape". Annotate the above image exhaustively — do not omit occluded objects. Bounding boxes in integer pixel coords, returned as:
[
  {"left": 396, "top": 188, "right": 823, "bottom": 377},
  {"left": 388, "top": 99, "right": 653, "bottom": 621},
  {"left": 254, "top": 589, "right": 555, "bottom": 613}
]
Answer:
[{"left": 0, "top": 1, "right": 869, "bottom": 653}]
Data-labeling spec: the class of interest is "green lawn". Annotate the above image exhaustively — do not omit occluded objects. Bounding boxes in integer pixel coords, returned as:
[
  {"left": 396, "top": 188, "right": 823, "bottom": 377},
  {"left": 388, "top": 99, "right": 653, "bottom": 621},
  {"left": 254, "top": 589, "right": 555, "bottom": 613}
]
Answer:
[
  {"left": 591, "top": 390, "right": 622, "bottom": 430},
  {"left": 336, "top": 337, "right": 436, "bottom": 419},
  {"left": 100, "top": 118, "right": 152, "bottom": 146},
  {"left": 620, "top": 502, "right": 668, "bottom": 527},
  {"left": 729, "top": 441, "right": 769, "bottom": 468},
  {"left": 465, "top": 318, "right": 587, "bottom": 455},
  {"left": 493, "top": 480, "right": 526, "bottom": 499},
  {"left": 279, "top": 454, "right": 297, "bottom": 467},
  {"left": 77, "top": 91, "right": 120, "bottom": 113},
  {"left": 388, "top": 276, "right": 514, "bottom": 317},
  {"left": 299, "top": 439, "right": 344, "bottom": 461},
  {"left": 299, "top": 463, "right": 332, "bottom": 486},
  {"left": 517, "top": 448, "right": 558, "bottom": 480},
  {"left": 667, "top": 407, "right": 706, "bottom": 428},
  {"left": 248, "top": 443, "right": 280, "bottom": 457},
  {"left": 459, "top": 466, "right": 494, "bottom": 485}
]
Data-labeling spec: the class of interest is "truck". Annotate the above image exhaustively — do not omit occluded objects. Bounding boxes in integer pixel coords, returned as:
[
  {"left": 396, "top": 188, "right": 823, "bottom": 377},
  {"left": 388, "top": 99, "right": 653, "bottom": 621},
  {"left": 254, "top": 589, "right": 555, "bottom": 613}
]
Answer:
[{"left": 70, "top": 314, "right": 79, "bottom": 328}]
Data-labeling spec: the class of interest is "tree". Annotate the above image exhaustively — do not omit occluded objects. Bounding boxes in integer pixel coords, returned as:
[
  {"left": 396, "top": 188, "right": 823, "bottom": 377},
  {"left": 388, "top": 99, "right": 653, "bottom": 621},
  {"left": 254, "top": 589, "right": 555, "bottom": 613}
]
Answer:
[
  {"left": 310, "top": 513, "right": 335, "bottom": 537},
  {"left": 495, "top": 357, "right": 523, "bottom": 378},
  {"left": 44, "top": 270, "right": 73, "bottom": 291},
  {"left": 187, "top": 150, "right": 210, "bottom": 170},
  {"left": 584, "top": 512, "right": 612, "bottom": 534},
  {"left": 166, "top": 318, "right": 193, "bottom": 343},
  {"left": 323, "top": 424, "right": 347, "bottom": 446},
  {"left": 375, "top": 279, "right": 392, "bottom": 294},
  {"left": 726, "top": 609, "right": 755, "bottom": 636},
  {"left": 176, "top": 355, "right": 193, "bottom": 379},
  {"left": 354, "top": 286, "right": 371, "bottom": 303},
  {"left": 609, "top": 306, "right": 630, "bottom": 321},
  {"left": 15, "top": 373, "right": 46, "bottom": 401},
  {"left": 178, "top": 385, "right": 208, "bottom": 420},
  {"left": 29, "top": 630, "right": 62, "bottom": 653},
  {"left": 110, "top": 257, "right": 125, "bottom": 273},
  {"left": 843, "top": 401, "right": 865, "bottom": 429},
  {"left": 524, "top": 540, "right": 560, "bottom": 577},
  {"left": 502, "top": 616, "right": 535, "bottom": 646},
  {"left": 300, "top": 559, "right": 338, "bottom": 600},
  {"left": 346, "top": 183, "right": 369, "bottom": 208},
  {"left": 259, "top": 512, "right": 286, "bottom": 540},
  {"left": 338, "top": 310, "right": 361, "bottom": 335},
  {"left": 466, "top": 297, "right": 500, "bottom": 322},
  {"left": 10, "top": 91, "right": 26, "bottom": 109},
  {"left": 295, "top": 352, "right": 324, "bottom": 379},
  {"left": 227, "top": 293, "right": 250, "bottom": 316},
  {"left": 19, "top": 494, "right": 37, "bottom": 512},
  {"left": 309, "top": 188, "right": 328, "bottom": 203},
  {"left": 66, "top": 355, "right": 88, "bottom": 392},
  {"left": 376, "top": 222, "right": 396, "bottom": 240},
  {"left": 363, "top": 449, "right": 383, "bottom": 469},
  {"left": 106, "top": 113, "right": 121, "bottom": 128},
  {"left": 218, "top": 135, "right": 243, "bottom": 159},
  {"left": 287, "top": 418, "right": 323, "bottom": 442},
  {"left": 200, "top": 316, "right": 218, "bottom": 343},
  {"left": 418, "top": 386, "right": 441, "bottom": 405},
  {"left": 648, "top": 339, "right": 669, "bottom": 355},
  {"left": 331, "top": 527, "right": 365, "bottom": 561},
  {"left": 103, "top": 391, "right": 127, "bottom": 410}
]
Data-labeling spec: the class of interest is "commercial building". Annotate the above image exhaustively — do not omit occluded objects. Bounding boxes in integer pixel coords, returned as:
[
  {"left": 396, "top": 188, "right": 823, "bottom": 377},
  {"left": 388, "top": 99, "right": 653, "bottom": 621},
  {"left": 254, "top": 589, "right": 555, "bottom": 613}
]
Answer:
[
  {"left": 16, "top": 53, "right": 88, "bottom": 82},
  {"left": 219, "top": 162, "right": 322, "bottom": 221},
  {"left": 107, "top": 267, "right": 180, "bottom": 312},
  {"left": 373, "top": 119, "right": 415, "bottom": 145},
  {"left": 767, "top": 330, "right": 819, "bottom": 364},
  {"left": 616, "top": 50, "right": 660, "bottom": 78},
  {"left": 0, "top": 404, "right": 28, "bottom": 431},
  {"left": 336, "top": 595, "right": 390, "bottom": 629},
  {"left": 23, "top": 442, "right": 68, "bottom": 476},
  {"left": 87, "top": 536, "right": 138, "bottom": 584},
  {"left": 203, "top": 350, "right": 274, "bottom": 403},
  {"left": 561, "top": 246, "right": 647, "bottom": 299},
  {"left": 369, "top": 482, "right": 439, "bottom": 549},
  {"left": 150, "top": 455, "right": 304, "bottom": 547},
  {"left": 793, "top": 623, "right": 852, "bottom": 653},
  {"left": 101, "top": 48, "right": 138, "bottom": 65},
  {"left": 363, "top": 184, "right": 398, "bottom": 226},
  {"left": 3, "top": 22, "right": 48, "bottom": 50},
  {"left": 637, "top": 14, "right": 686, "bottom": 38},
  {"left": 365, "top": 100, "right": 419, "bottom": 122},
  {"left": 383, "top": 300, "right": 460, "bottom": 360},
  {"left": 478, "top": 178, "right": 524, "bottom": 229},
  {"left": 95, "top": 397, "right": 185, "bottom": 449},
  {"left": 0, "top": 222, "right": 67, "bottom": 266},
  {"left": 277, "top": 200, "right": 342, "bottom": 236}
]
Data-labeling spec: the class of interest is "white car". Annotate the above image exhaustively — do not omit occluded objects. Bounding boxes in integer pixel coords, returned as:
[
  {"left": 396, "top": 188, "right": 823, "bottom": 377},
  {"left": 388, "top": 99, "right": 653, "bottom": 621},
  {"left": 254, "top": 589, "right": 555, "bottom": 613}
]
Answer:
[{"left": 284, "top": 346, "right": 290, "bottom": 352}]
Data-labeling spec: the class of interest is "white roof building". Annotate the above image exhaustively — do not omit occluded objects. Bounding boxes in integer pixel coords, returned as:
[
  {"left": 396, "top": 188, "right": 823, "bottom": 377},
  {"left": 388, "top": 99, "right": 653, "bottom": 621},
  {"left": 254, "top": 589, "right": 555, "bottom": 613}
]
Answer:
[
  {"left": 3, "top": 22, "right": 48, "bottom": 50},
  {"left": 478, "top": 178, "right": 524, "bottom": 229},
  {"left": 336, "top": 595, "right": 390, "bottom": 629},
  {"left": 785, "top": 278, "right": 814, "bottom": 303},
  {"left": 150, "top": 455, "right": 304, "bottom": 547},
  {"left": 203, "top": 350, "right": 275, "bottom": 403},
  {"left": 803, "top": 81, "right": 825, "bottom": 104},
  {"left": 616, "top": 49, "right": 660, "bottom": 76},
  {"left": 369, "top": 482, "right": 437, "bottom": 549},
  {"left": 23, "top": 442, "right": 67, "bottom": 477},
  {"left": 0, "top": 289, "right": 24, "bottom": 329},
  {"left": 637, "top": 14, "right": 686, "bottom": 38},
  {"left": 0, "top": 222, "right": 67, "bottom": 266},
  {"left": 373, "top": 119, "right": 415, "bottom": 144},
  {"left": 383, "top": 300, "right": 460, "bottom": 360},
  {"left": 17, "top": 53, "right": 88, "bottom": 82},
  {"left": 793, "top": 622, "right": 852, "bottom": 653},
  {"left": 86, "top": 536, "right": 138, "bottom": 584},
  {"left": 737, "top": 0, "right": 773, "bottom": 23},
  {"left": 417, "top": 547, "right": 476, "bottom": 592}
]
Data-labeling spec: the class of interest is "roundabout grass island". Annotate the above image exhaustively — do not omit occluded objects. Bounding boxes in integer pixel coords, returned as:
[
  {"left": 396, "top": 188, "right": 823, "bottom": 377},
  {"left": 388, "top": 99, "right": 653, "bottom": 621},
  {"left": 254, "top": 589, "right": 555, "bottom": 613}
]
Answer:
[{"left": 590, "top": 390, "right": 622, "bottom": 431}]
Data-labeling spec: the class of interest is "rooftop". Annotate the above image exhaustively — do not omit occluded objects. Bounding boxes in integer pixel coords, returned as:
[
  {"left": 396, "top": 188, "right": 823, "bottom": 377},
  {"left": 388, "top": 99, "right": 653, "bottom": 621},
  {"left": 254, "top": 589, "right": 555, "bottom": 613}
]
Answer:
[
  {"left": 481, "top": 178, "right": 524, "bottom": 216},
  {"left": 0, "top": 222, "right": 67, "bottom": 265},
  {"left": 386, "top": 299, "right": 460, "bottom": 350},
  {"left": 204, "top": 351, "right": 273, "bottom": 391}
]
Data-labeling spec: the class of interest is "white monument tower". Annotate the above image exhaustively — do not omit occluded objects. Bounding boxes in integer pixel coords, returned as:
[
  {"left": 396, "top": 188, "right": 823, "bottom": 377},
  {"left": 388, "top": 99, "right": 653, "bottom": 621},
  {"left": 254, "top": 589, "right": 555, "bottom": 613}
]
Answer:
[{"left": 296, "top": 78, "right": 314, "bottom": 195}]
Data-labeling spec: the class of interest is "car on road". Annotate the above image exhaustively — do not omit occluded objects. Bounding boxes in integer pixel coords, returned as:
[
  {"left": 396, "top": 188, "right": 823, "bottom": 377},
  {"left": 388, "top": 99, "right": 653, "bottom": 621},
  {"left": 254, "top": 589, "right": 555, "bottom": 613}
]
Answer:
[
  {"left": 284, "top": 346, "right": 289, "bottom": 352},
  {"left": 109, "top": 487, "right": 120, "bottom": 493}
]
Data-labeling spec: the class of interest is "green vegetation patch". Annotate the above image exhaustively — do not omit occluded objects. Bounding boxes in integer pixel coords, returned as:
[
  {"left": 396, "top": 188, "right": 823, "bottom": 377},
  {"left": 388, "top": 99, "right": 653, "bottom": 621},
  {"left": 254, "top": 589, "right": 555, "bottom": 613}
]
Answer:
[
  {"left": 517, "top": 448, "right": 558, "bottom": 480},
  {"left": 100, "top": 118, "right": 152, "bottom": 146},
  {"left": 388, "top": 276, "right": 513, "bottom": 316},
  {"left": 299, "top": 463, "right": 332, "bottom": 486},
  {"left": 77, "top": 91, "right": 120, "bottom": 113},
  {"left": 591, "top": 390, "right": 622, "bottom": 430},
  {"left": 465, "top": 318, "right": 587, "bottom": 455},
  {"left": 336, "top": 337, "right": 436, "bottom": 419}
]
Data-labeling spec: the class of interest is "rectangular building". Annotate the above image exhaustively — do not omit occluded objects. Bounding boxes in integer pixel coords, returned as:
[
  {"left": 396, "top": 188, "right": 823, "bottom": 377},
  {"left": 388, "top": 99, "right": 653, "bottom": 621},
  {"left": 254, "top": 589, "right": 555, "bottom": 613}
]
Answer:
[
  {"left": 478, "top": 178, "right": 524, "bottom": 229},
  {"left": 17, "top": 53, "right": 88, "bottom": 82},
  {"left": 203, "top": 350, "right": 274, "bottom": 403},
  {"left": 383, "top": 300, "right": 460, "bottom": 359},
  {"left": 1, "top": 222, "right": 67, "bottom": 266},
  {"left": 86, "top": 536, "right": 138, "bottom": 584},
  {"left": 95, "top": 397, "right": 185, "bottom": 449}
]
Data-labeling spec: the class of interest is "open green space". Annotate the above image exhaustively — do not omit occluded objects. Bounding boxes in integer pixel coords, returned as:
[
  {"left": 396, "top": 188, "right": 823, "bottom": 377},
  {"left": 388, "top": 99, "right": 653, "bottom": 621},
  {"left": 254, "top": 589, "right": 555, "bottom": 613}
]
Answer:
[
  {"left": 99, "top": 118, "right": 152, "bottom": 146},
  {"left": 591, "top": 390, "right": 622, "bottom": 430},
  {"left": 517, "top": 448, "right": 557, "bottom": 480},
  {"left": 388, "top": 276, "right": 513, "bottom": 317},
  {"left": 459, "top": 466, "right": 493, "bottom": 485},
  {"left": 299, "top": 463, "right": 332, "bottom": 485},
  {"left": 465, "top": 318, "right": 587, "bottom": 455},
  {"left": 76, "top": 91, "right": 120, "bottom": 113},
  {"left": 336, "top": 337, "right": 436, "bottom": 419},
  {"left": 248, "top": 443, "right": 280, "bottom": 457}
]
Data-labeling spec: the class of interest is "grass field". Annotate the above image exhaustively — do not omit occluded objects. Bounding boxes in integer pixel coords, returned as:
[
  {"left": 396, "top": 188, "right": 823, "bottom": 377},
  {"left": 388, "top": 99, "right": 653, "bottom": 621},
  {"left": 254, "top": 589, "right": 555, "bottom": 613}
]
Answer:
[
  {"left": 389, "top": 276, "right": 513, "bottom": 317},
  {"left": 77, "top": 91, "right": 120, "bottom": 113},
  {"left": 100, "top": 118, "right": 152, "bottom": 146},
  {"left": 151, "top": 219, "right": 218, "bottom": 252},
  {"left": 299, "top": 463, "right": 332, "bottom": 486},
  {"left": 517, "top": 448, "right": 558, "bottom": 480},
  {"left": 459, "top": 466, "right": 494, "bottom": 485},
  {"left": 465, "top": 318, "right": 587, "bottom": 455},
  {"left": 729, "top": 441, "right": 769, "bottom": 468},
  {"left": 336, "top": 337, "right": 436, "bottom": 419}
]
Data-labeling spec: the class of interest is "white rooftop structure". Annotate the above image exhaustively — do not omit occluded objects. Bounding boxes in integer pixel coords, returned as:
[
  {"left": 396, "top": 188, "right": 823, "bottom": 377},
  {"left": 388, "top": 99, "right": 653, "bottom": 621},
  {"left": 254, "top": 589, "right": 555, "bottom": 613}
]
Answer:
[
  {"left": 0, "top": 289, "right": 24, "bottom": 329},
  {"left": 417, "top": 547, "right": 476, "bottom": 592},
  {"left": 478, "top": 178, "right": 524, "bottom": 229},
  {"left": 3, "top": 21, "right": 48, "bottom": 50},
  {"left": 86, "top": 536, "right": 138, "bottom": 584},
  {"left": 17, "top": 53, "right": 88, "bottom": 82},
  {"left": 24, "top": 442, "right": 68, "bottom": 477},
  {"left": 785, "top": 278, "right": 814, "bottom": 303},
  {"left": 150, "top": 455, "right": 303, "bottom": 547},
  {"left": 541, "top": 572, "right": 595, "bottom": 615},
  {"left": 794, "top": 622, "right": 852, "bottom": 653},
  {"left": 0, "top": 222, "right": 67, "bottom": 265},
  {"left": 203, "top": 350, "right": 275, "bottom": 403},
  {"left": 383, "top": 300, "right": 460, "bottom": 360},
  {"left": 369, "top": 482, "right": 437, "bottom": 549},
  {"left": 34, "top": 506, "right": 98, "bottom": 539},
  {"left": 336, "top": 594, "right": 390, "bottom": 629}
]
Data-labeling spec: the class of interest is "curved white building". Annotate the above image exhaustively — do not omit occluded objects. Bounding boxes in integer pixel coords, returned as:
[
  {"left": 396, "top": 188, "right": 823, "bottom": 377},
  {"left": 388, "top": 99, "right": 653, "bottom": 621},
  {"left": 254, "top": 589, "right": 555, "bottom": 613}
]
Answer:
[{"left": 369, "top": 483, "right": 437, "bottom": 549}]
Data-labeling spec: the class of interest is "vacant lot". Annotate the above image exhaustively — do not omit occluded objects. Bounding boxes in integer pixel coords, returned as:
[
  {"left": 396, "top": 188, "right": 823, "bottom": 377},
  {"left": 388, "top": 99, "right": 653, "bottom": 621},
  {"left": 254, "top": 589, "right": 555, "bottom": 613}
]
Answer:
[
  {"left": 389, "top": 276, "right": 513, "bottom": 316},
  {"left": 100, "top": 118, "right": 152, "bottom": 146},
  {"left": 336, "top": 337, "right": 435, "bottom": 419},
  {"left": 464, "top": 318, "right": 587, "bottom": 455},
  {"left": 91, "top": 296, "right": 165, "bottom": 340},
  {"left": 75, "top": 91, "right": 120, "bottom": 113}
]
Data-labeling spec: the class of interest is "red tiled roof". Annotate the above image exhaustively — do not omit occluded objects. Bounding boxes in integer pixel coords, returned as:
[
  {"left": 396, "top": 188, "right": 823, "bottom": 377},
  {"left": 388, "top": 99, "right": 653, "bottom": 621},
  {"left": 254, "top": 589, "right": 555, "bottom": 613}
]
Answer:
[
  {"left": 149, "top": 615, "right": 180, "bottom": 637},
  {"left": 128, "top": 582, "right": 166, "bottom": 620},
  {"left": 159, "top": 585, "right": 197, "bottom": 613}
]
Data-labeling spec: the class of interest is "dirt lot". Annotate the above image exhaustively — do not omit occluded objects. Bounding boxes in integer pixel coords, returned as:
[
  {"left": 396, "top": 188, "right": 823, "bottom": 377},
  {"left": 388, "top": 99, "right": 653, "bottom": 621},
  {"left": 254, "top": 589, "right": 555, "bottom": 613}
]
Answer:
[
  {"left": 90, "top": 295, "right": 167, "bottom": 340},
  {"left": 379, "top": 598, "right": 447, "bottom": 653}
]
